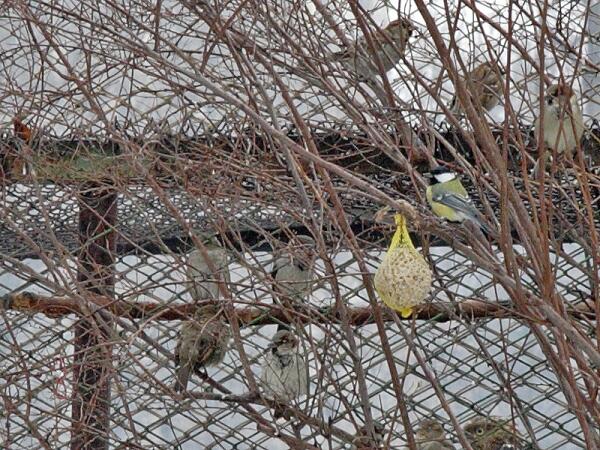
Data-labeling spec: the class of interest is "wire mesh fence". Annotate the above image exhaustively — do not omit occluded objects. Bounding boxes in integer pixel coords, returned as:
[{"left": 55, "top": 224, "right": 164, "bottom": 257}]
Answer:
[{"left": 1, "top": 0, "right": 599, "bottom": 449}]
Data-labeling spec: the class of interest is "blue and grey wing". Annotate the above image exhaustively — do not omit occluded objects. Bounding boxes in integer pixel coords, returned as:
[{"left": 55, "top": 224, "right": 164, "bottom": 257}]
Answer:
[{"left": 432, "top": 192, "right": 489, "bottom": 232}]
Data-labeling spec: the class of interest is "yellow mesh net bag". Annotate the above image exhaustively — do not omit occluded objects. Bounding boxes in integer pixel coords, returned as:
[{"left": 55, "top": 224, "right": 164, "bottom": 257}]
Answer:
[{"left": 374, "top": 214, "right": 432, "bottom": 318}]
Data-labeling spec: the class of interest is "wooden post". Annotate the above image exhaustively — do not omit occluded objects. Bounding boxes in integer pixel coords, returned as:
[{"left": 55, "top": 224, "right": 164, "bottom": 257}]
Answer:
[
  {"left": 71, "top": 184, "right": 117, "bottom": 450},
  {"left": 584, "top": 2, "right": 600, "bottom": 119}
]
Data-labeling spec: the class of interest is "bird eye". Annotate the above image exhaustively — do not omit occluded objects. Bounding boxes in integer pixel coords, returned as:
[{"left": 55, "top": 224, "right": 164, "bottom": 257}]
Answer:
[{"left": 476, "top": 427, "right": 485, "bottom": 435}]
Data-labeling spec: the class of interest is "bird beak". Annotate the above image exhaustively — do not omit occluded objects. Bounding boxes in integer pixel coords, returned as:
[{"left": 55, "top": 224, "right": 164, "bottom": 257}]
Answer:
[{"left": 423, "top": 172, "right": 433, "bottom": 180}]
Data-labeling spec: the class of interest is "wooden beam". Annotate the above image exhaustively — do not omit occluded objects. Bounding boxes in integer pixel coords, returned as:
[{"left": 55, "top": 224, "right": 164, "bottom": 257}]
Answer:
[
  {"left": 0, "top": 130, "right": 409, "bottom": 184},
  {"left": 2, "top": 125, "right": 599, "bottom": 184},
  {"left": 71, "top": 185, "right": 117, "bottom": 450},
  {"left": 2, "top": 291, "right": 596, "bottom": 324}
]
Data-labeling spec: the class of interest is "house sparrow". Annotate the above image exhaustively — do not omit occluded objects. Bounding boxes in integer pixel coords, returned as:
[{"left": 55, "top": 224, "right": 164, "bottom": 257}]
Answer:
[
  {"left": 271, "top": 234, "right": 316, "bottom": 330},
  {"left": 186, "top": 237, "right": 230, "bottom": 300},
  {"left": 333, "top": 18, "right": 415, "bottom": 80},
  {"left": 464, "top": 418, "right": 524, "bottom": 450},
  {"left": 174, "top": 303, "right": 231, "bottom": 392},
  {"left": 449, "top": 62, "right": 504, "bottom": 115},
  {"left": 533, "top": 83, "right": 585, "bottom": 173},
  {"left": 353, "top": 421, "right": 385, "bottom": 449},
  {"left": 260, "top": 329, "right": 308, "bottom": 419},
  {"left": 416, "top": 419, "right": 455, "bottom": 450},
  {"left": 374, "top": 214, "right": 432, "bottom": 319}
]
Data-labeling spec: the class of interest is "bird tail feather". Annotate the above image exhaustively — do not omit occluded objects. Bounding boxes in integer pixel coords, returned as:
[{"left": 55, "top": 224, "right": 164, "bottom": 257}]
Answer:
[
  {"left": 273, "top": 404, "right": 288, "bottom": 420},
  {"left": 174, "top": 366, "right": 190, "bottom": 392}
]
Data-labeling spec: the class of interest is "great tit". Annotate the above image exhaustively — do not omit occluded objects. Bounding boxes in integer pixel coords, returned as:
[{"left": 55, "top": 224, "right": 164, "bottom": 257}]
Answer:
[{"left": 426, "top": 166, "right": 489, "bottom": 233}]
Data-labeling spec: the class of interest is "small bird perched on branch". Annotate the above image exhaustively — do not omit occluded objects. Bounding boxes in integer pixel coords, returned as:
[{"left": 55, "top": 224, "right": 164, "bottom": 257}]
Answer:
[
  {"left": 464, "top": 417, "right": 524, "bottom": 450},
  {"left": 533, "top": 83, "right": 585, "bottom": 174},
  {"left": 271, "top": 234, "right": 316, "bottom": 330},
  {"left": 260, "top": 329, "right": 308, "bottom": 419},
  {"left": 449, "top": 62, "right": 504, "bottom": 115},
  {"left": 426, "top": 166, "right": 489, "bottom": 233},
  {"left": 416, "top": 419, "right": 455, "bottom": 450},
  {"left": 186, "top": 237, "right": 230, "bottom": 300},
  {"left": 333, "top": 18, "right": 415, "bottom": 80},
  {"left": 174, "top": 303, "right": 231, "bottom": 392},
  {"left": 175, "top": 238, "right": 231, "bottom": 392},
  {"left": 353, "top": 421, "right": 385, "bottom": 449},
  {"left": 374, "top": 213, "right": 432, "bottom": 318}
]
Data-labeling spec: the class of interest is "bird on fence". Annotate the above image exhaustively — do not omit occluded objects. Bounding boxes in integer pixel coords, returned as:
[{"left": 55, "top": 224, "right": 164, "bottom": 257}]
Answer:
[
  {"left": 174, "top": 303, "right": 231, "bottom": 392},
  {"left": 464, "top": 417, "right": 524, "bottom": 450},
  {"left": 353, "top": 421, "right": 386, "bottom": 449},
  {"left": 426, "top": 166, "right": 490, "bottom": 233},
  {"left": 333, "top": 18, "right": 415, "bottom": 80},
  {"left": 415, "top": 419, "right": 455, "bottom": 449},
  {"left": 449, "top": 62, "right": 504, "bottom": 116},
  {"left": 186, "top": 236, "right": 230, "bottom": 301},
  {"left": 260, "top": 329, "right": 308, "bottom": 420},
  {"left": 374, "top": 213, "right": 432, "bottom": 318},
  {"left": 271, "top": 234, "right": 316, "bottom": 330},
  {"left": 175, "top": 238, "right": 231, "bottom": 392},
  {"left": 533, "top": 83, "right": 585, "bottom": 176}
]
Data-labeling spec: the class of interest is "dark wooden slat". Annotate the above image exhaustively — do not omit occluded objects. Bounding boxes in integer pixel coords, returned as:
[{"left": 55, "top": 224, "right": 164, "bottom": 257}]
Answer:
[{"left": 71, "top": 185, "right": 117, "bottom": 450}]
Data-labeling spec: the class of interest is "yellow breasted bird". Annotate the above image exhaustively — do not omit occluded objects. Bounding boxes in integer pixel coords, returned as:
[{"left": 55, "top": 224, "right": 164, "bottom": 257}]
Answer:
[
  {"left": 374, "top": 214, "right": 432, "bottom": 318},
  {"left": 426, "top": 166, "right": 489, "bottom": 233}
]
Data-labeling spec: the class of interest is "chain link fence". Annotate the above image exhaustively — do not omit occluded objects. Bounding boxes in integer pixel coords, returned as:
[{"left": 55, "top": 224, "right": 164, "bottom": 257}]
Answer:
[{"left": 1, "top": 0, "right": 598, "bottom": 449}]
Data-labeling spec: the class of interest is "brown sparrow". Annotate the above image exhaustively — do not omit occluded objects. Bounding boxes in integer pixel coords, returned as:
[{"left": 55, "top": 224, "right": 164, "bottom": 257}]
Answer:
[
  {"left": 333, "top": 18, "right": 415, "bottom": 80},
  {"left": 416, "top": 419, "right": 455, "bottom": 450},
  {"left": 464, "top": 417, "right": 525, "bottom": 450},
  {"left": 271, "top": 234, "right": 316, "bottom": 330},
  {"left": 174, "top": 304, "right": 231, "bottom": 392},
  {"left": 449, "top": 62, "right": 504, "bottom": 115},
  {"left": 260, "top": 329, "right": 308, "bottom": 419},
  {"left": 352, "top": 421, "right": 385, "bottom": 449},
  {"left": 186, "top": 238, "right": 230, "bottom": 300},
  {"left": 534, "top": 83, "right": 584, "bottom": 173}
]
